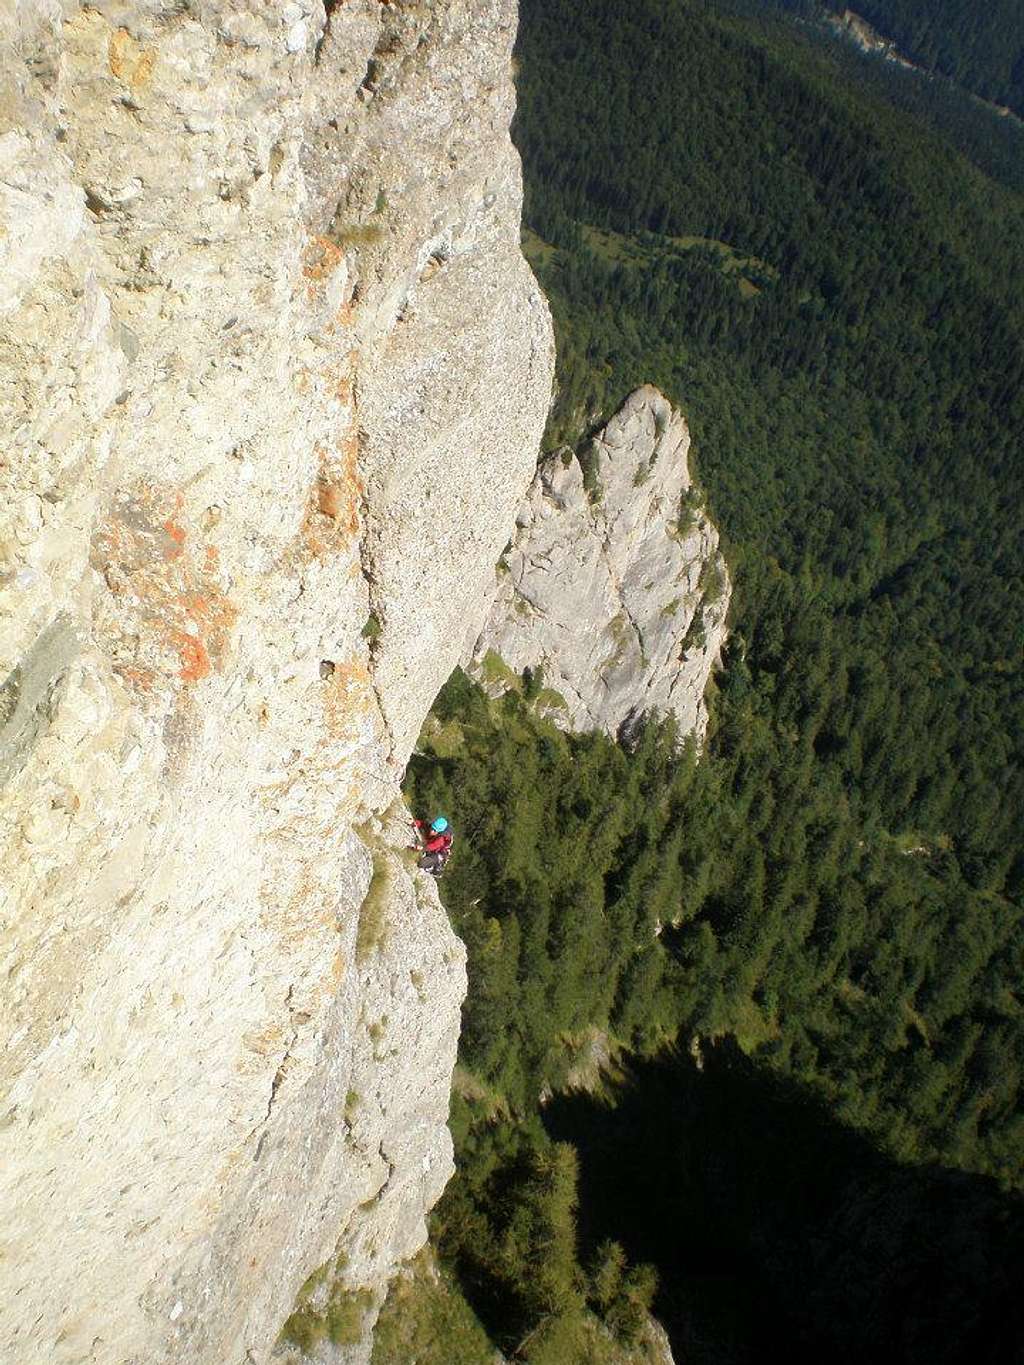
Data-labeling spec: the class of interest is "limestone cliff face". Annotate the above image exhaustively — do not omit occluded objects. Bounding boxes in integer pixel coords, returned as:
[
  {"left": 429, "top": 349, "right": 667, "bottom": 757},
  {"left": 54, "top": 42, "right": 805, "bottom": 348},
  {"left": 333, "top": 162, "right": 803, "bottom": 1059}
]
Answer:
[
  {"left": 472, "top": 387, "right": 729, "bottom": 745},
  {"left": 0, "top": 3, "right": 552, "bottom": 1363}
]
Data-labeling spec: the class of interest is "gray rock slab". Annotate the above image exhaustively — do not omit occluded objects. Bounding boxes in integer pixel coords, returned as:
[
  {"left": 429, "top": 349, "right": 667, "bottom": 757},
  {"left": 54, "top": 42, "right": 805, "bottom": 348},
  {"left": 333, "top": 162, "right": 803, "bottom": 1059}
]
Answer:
[{"left": 471, "top": 386, "right": 731, "bottom": 744}]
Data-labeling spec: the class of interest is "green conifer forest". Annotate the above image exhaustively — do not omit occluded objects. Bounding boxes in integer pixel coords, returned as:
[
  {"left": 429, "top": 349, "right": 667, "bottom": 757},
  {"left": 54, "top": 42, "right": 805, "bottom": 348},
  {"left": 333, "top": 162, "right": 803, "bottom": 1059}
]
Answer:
[{"left": 378, "top": 1, "right": 1024, "bottom": 1360}]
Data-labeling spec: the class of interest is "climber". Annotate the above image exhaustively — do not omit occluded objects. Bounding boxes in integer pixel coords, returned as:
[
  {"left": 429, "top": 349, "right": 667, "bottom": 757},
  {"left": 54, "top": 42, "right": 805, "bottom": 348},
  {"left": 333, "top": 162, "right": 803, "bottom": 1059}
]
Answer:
[{"left": 411, "top": 815, "right": 454, "bottom": 877}]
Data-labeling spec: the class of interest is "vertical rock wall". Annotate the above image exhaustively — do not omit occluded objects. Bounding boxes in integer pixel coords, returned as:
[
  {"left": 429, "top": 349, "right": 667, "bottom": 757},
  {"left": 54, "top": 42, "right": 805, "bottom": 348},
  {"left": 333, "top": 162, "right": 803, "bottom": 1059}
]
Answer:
[{"left": 0, "top": 2, "right": 552, "bottom": 1362}]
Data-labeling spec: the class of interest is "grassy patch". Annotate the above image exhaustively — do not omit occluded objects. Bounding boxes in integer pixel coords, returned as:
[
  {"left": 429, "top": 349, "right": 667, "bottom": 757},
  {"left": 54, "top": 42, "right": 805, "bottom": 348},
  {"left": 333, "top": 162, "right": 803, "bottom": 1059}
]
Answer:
[
  {"left": 280, "top": 1267, "right": 373, "bottom": 1354},
  {"left": 298, "top": 1263, "right": 329, "bottom": 1300},
  {"left": 699, "top": 556, "right": 728, "bottom": 607},
  {"left": 662, "top": 228, "right": 777, "bottom": 277},
  {"left": 281, "top": 1306, "right": 324, "bottom": 1354},
  {"left": 580, "top": 223, "right": 641, "bottom": 265},
  {"left": 535, "top": 686, "right": 569, "bottom": 711},
  {"left": 327, "top": 221, "right": 385, "bottom": 249},
  {"left": 451, "top": 1064, "right": 513, "bottom": 1124},
  {"left": 367, "top": 1016, "right": 390, "bottom": 1061},
  {"left": 579, "top": 222, "right": 777, "bottom": 296},
  {"left": 356, "top": 851, "right": 392, "bottom": 963},
  {"left": 418, "top": 715, "right": 466, "bottom": 760},
  {"left": 676, "top": 484, "right": 704, "bottom": 535},
  {"left": 371, "top": 1251, "right": 495, "bottom": 1365},
  {"left": 679, "top": 611, "right": 708, "bottom": 656},
  {"left": 326, "top": 1286, "right": 374, "bottom": 1346},
  {"left": 559, "top": 1027, "right": 627, "bottom": 1097},
  {"left": 604, "top": 612, "right": 635, "bottom": 669},
  {"left": 579, "top": 445, "right": 605, "bottom": 504},
  {"left": 479, "top": 649, "right": 521, "bottom": 690},
  {"left": 729, "top": 997, "right": 780, "bottom": 1051},
  {"left": 521, "top": 226, "right": 558, "bottom": 268},
  {"left": 521, "top": 1306, "right": 666, "bottom": 1364}
]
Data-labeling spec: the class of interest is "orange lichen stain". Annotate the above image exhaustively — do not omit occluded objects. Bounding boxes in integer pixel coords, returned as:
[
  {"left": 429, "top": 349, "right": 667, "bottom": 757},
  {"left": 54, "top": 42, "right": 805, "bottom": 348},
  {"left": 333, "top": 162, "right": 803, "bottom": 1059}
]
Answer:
[
  {"left": 162, "top": 517, "right": 186, "bottom": 558},
  {"left": 133, "top": 49, "right": 156, "bottom": 87},
  {"left": 169, "top": 630, "right": 211, "bottom": 683},
  {"left": 323, "top": 659, "right": 373, "bottom": 741},
  {"left": 188, "top": 606, "right": 236, "bottom": 678},
  {"left": 90, "top": 483, "right": 237, "bottom": 697},
  {"left": 107, "top": 28, "right": 132, "bottom": 75},
  {"left": 108, "top": 29, "right": 155, "bottom": 89},
  {"left": 318, "top": 483, "right": 344, "bottom": 518},
  {"left": 186, "top": 587, "right": 237, "bottom": 637},
  {"left": 262, "top": 875, "right": 335, "bottom": 957},
  {"left": 334, "top": 351, "right": 358, "bottom": 405},
  {"left": 116, "top": 664, "right": 156, "bottom": 693},
  {"left": 300, "top": 433, "right": 363, "bottom": 558},
  {"left": 335, "top": 430, "right": 362, "bottom": 540},
  {"left": 264, "top": 868, "right": 353, "bottom": 1002},
  {"left": 302, "top": 235, "right": 345, "bottom": 283}
]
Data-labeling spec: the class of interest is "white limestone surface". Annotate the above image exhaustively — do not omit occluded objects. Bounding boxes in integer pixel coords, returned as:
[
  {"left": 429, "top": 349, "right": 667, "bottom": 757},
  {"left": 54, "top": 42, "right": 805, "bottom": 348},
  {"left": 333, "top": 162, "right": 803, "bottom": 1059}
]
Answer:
[{"left": 0, "top": 2, "right": 550, "bottom": 1362}]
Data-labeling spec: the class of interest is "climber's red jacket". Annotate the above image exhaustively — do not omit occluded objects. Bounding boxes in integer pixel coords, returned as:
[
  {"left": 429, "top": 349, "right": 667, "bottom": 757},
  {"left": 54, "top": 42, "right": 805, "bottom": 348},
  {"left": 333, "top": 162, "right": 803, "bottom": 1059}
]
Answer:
[{"left": 414, "top": 819, "right": 453, "bottom": 854}]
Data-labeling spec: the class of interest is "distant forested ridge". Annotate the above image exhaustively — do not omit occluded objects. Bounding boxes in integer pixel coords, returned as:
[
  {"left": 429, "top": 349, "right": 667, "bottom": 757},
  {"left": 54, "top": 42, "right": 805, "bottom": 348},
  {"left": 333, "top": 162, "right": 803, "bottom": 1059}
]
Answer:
[
  {"left": 847, "top": 0, "right": 1024, "bottom": 115},
  {"left": 736, "top": 0, "right": 1024, "bottom": 117}
]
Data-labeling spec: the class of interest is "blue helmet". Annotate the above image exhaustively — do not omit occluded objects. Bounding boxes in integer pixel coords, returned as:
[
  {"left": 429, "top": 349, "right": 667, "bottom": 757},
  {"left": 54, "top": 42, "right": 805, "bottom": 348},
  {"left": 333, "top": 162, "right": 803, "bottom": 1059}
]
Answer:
[{"left": 431, "top": 817, "right": 449, "bottom": 834}]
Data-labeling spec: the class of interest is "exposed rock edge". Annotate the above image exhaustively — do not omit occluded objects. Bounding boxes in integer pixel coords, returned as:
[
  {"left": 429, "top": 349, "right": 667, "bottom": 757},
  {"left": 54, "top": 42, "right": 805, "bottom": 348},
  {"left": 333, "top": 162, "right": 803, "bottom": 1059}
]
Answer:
[
  {"left": 472, "top": 386, "right": 730, "bottom": 745},
  {"left": 0, "top": 2, "right": 553, "bottom": 1362}
]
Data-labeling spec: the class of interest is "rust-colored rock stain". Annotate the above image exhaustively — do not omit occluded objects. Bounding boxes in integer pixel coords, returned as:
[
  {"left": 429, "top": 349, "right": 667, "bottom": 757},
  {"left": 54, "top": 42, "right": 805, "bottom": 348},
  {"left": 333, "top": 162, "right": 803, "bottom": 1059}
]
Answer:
[
  {"left": 302, "top": 235, "right": 345, "bottom": 282},
  {"left": 108, "top": 29, "right": 155, "bottom": 89},
  {"left": 301, "top": 431, "right": 363, "bottom": 559},
  {"left": 302, "top": 235, "right": 346, "bottom": 303},
  {"left": 92, "top": 484, "right": 237, "bottom": 696},
  {"left": 323, "top": 659, "right": 373, "bottom": 743}
]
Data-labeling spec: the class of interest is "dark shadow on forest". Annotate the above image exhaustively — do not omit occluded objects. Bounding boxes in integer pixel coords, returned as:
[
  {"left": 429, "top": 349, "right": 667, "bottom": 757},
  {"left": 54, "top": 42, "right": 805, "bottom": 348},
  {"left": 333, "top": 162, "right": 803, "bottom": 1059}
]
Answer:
[{"left": 543, "top": 1040, "right": 1024, "bottom": 1365}]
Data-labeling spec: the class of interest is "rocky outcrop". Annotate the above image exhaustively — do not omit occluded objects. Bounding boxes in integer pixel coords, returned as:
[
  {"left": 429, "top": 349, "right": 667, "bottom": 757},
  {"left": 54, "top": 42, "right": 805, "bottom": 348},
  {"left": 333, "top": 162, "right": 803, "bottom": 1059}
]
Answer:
[
  {"left": 472, "top": 387, "right": 729, "bottom": 744},
  {"left": 0, "top": 3, "right": 552, "bottom": 1363},
  {"left": 826, "top": 9, "right": 916, "bottom": 71}
]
